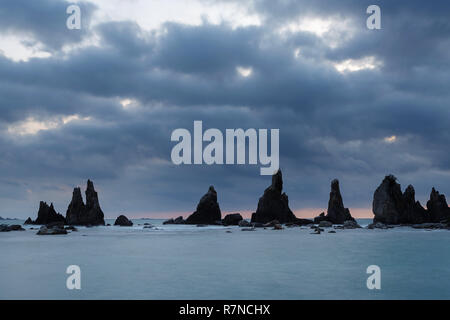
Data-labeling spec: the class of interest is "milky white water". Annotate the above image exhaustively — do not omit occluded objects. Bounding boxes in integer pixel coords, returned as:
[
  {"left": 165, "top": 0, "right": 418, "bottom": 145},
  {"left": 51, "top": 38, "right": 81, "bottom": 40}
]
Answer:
[{"left": 1, "top": 219, "right": 449, "bottom": 299}]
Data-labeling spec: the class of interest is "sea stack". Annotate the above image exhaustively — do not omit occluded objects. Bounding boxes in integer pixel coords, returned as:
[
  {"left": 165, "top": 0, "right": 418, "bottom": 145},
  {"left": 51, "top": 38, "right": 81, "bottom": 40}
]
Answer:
[
  {"left": 114, "top": 215, "right": 133, "bottom": 226},
  {"left": 427, "top": 188, "right": 450, "bottom": 222},
  {"left": 66, "top": 180, "right": 105, "bottom": 226},
  {"left": 251, "top": 169, "right": 296, "bottom": 224},
  {"left": 25, "top": 201, "right": 66, "bottom": 225},
  {"left": 326, "top": 179, "right": 354, "bottom": 224},
  {"left": 185, "top": 186, "right": 222, "bottom": 224},
  {"left": 372, "top": 175, "right": 428, "bottom": 224}
]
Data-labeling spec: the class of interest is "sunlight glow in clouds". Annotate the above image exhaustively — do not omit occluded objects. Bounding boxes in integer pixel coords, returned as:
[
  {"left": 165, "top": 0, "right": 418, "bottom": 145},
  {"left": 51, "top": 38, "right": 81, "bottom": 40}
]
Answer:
[
  {"left": 334, "top": 56, "right": 382, "bottom": 73},
  {"left": 7, "top": 115, "right": 91, "bottom": 136},
  {"left": 236, "top": 66, "right": 253, "bottom": 77},
  {"left": 384, "top": 135, "right": 397, "bottom": 143}
]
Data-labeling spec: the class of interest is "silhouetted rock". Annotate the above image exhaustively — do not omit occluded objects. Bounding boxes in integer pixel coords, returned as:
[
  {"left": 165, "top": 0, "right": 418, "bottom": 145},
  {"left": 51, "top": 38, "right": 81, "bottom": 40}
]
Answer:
[
  {"left": 163, "top": 216, "right": 185, "bottom": 225},
  {"left": 114, "top": 215, "right": 133, "bottom": 226},
  {"left": 222, "top": 213, "right": 243, "bottom": 226},
  {"left": 342, "top": 220, "right": 361, "bottom": 229},
  {"left": 402, "top": 185, "right": 428, "bottom": 224},
  {"left": 27, "top": 202, "right": 66, "bottom": 225},
  {"left": 251, "top": 170, "right": 297, "bottom": 223},
  {"left": 185, "top": 186, "right": 221, "bottom": 225},
  {"left": 427, "top": 188, "right": 450, "bottom": 222},
  {"left": 66, "top": 180, "right": 105, "bottom": 226},
  {"left": 319, "top": 221, "right": 332, "bottom": 228},
  {"left": 326, "top": 179, "right": 354, "bottom": 224},
  {"left": 373, "top": 175, "right": 406, "bottom": 224}
]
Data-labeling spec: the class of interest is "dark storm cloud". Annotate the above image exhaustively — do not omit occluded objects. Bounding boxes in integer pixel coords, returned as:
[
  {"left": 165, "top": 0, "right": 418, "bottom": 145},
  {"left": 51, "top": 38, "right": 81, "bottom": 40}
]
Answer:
[
  {"left": 0, "top": 0, "right": 449, "bottom": 218},
  {"left": 0, "top": 0, "right": 96, "bottom": 50}
]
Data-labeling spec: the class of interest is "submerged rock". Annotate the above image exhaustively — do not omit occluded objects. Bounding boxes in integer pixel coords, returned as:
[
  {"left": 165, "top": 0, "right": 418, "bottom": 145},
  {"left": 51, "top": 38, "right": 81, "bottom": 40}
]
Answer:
[
  {"left": 319, "top": 221, "right": 333, "bottom": 228},
  {"left": 185, "top": 186, "right": 221, "bottom": 225},
  {"left": 251, "top": 170, "right": 297, "bottom": 224},
  {"left": 222, "top": 213, "right": 243, "bottom": 226},
  {"left": 114, "top": 215, "right": 133, "bottom": 226},
  {"left": 238, "top": 220, "right": 251, "bottom": 227},
  {"left": 36, "top": 225, "right": 67, "bottom": 235},
  {"left": 66, "top": 180, "right": 105, "bottom": 226},
  {"left": 0, "top": 224, "right": 25, "bottom": 232},
  {"left": 342, "top": 220, "right": 362, "bottom": 229},
  {"left": 163, "top": 216, "right": 185, "bottom": 225}
]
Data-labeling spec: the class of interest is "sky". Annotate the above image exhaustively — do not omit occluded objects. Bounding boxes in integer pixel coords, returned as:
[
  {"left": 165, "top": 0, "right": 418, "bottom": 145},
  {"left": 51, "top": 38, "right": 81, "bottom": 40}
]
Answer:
[{"left": 0, "top": 0, "right": 449, "bottom": 219}]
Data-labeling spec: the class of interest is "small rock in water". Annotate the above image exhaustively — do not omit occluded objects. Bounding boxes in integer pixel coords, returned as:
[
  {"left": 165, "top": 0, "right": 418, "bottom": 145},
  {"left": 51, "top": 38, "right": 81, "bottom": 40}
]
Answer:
[
  {"left": 114, "top": 215, "right": 133, "bottom": 226},
  {"left": 319, "top": 221, "right": 333, "bottom": 228},
  {"left": 241, "top": 227, "right": 256, "bottom": 231},
  {"left": 238, "top": 220, "right": 251, "bottom": 227},
  {"left": 37, "top": 225, "right": 67, "bottom": 235},
  {"left": 272, "top": 224, "right": 283, "bottom": 230}
]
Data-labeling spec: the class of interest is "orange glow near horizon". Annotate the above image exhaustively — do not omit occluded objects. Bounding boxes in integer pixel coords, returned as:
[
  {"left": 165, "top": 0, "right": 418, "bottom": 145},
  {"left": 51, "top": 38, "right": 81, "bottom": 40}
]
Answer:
[{"left": 120, "top": 208, "right": 373, "bottom": 220}]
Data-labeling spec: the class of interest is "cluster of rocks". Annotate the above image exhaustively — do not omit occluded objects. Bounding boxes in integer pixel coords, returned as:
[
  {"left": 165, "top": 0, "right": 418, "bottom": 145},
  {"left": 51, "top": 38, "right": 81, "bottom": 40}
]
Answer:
[
  {"left": 371, "top": 175, "right": 450, "bottom": 226},
  {"left": 25, "top": 180, "right": 105, "bottom": 227},
  {"left": 0, "top": 224, "right": 25, "bottom": 232}
]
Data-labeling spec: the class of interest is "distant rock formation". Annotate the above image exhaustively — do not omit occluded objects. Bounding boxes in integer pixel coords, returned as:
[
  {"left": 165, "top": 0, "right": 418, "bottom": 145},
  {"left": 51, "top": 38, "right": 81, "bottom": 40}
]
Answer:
[
  {"left": 185, "top": 186, "right": 222, "bottom": 224},
  {"left": 251, "top": 170, "right": 297, "bottom": 224},
  {"left": 326, "top": 179, "right": 354, "bottom": 224},
  {"left": 25, "top": 201, "right": 66, "bottom": 225},
  {"left": 427, "top": 188, "right": 450, "bottom": 222},
  {"left": 66, "top": 180, "right": 105, "bottom": 226},
  {"left": 114, "top": 215, "right": 133, "bottom": 226},
  {"left": 373, "top": 175, "right": 429, "bottom": 224},
  {"left": 222, "top": 213, "right": 243, "bottom": 226}
]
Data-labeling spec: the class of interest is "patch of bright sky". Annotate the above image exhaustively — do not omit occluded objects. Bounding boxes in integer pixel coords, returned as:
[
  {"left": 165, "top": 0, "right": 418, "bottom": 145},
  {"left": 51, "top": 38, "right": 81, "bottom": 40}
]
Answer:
[
  {"left": 334, "top": 56, "right": 382, "bottom": 73},
  {"left": 7, "top": 115, "right": 91, "bottom": 136},
  {"left": 0, "top": 34, "right": 51, "bottom": 62},
  {"left": 87, "top": 0, "right": 261, "bottom": 30}
]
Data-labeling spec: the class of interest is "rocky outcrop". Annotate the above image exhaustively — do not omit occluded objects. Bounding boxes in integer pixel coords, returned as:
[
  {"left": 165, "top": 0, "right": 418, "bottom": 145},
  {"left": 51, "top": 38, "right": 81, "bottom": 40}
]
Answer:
[
  {"left": 26, "top": 202, "right": 66, "bottom": 225},
  {"left": 427, "top": 188, "right": 450, "bottom": 223},
  {"left": 66, "top": 180, "right": 105, "bottom": 226},
  {"left": 114, "top": 215, "right": 133, "bottom": 226},
  {"left": 222, "top": 213, "right": 243, "bottom": 226},
  {"left": 0, "top": 224, "right": 25, "bottom": 232},
  {"left": 238, "top": 219, "right": 251, "bottom": 227},
  {"left": 185, "top": 186, "right": 222, "bottom": 225},
  {"left": 371, "top": 175, "right": 446, "bottom": 224},
  {"left": 402, "top": 185, "right": 428, "bottom": 224},
  {"left": 326, "top": 179, "right": 354, "bottom": 224},
  {"left": 373, "top": 175, "right": 407, "bottom": 224},
  {"left": 251, "top": 170, "right": 297, "bottom": 224},
  {"left": 163, "top": 216, "right": 185, "bottom": 225}
]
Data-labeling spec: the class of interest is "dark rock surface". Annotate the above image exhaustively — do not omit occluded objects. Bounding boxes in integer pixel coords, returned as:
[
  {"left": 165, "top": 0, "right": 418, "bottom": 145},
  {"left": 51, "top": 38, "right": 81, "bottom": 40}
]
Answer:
[
  {"left": 185, "top": 186, "right": 221, "bottom": 225},
  {"left": 27, "top": 202, "right": 66, "bottom": 225},
  {"left": 0, "top": 224, "right": 25, "bottom": 232},
  {"left": 222, "top": 213, "right": 243, "bottom": 226},
  {"left": 114, "top": 215, "right": 133, "bottom": 226},
  {"left": 66, "top": 180, "right": 105, "bottom": 226},
  {"left": 36, "top": 225, "right": 67, "bottom": 235},
  {"left": 238, "top": 220, "right": 251, "bottom": 227},
  {"left": 326, "top": 179, "right": 354, "bottom": 224},
  {"left": 313, "top": 212, "right": 327, "bottom": 224},
  {"left": 251, "top": 170, "right": 297, "bottom": 224},
  {"left": 163, "top": 216, "right": 185, "bottom": 225},
  {"left": 427, "top": 188, "right": 450, "bottom": 222},
  {"left": 402, "top": 185, "right": 428, "bottom": 224}
]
